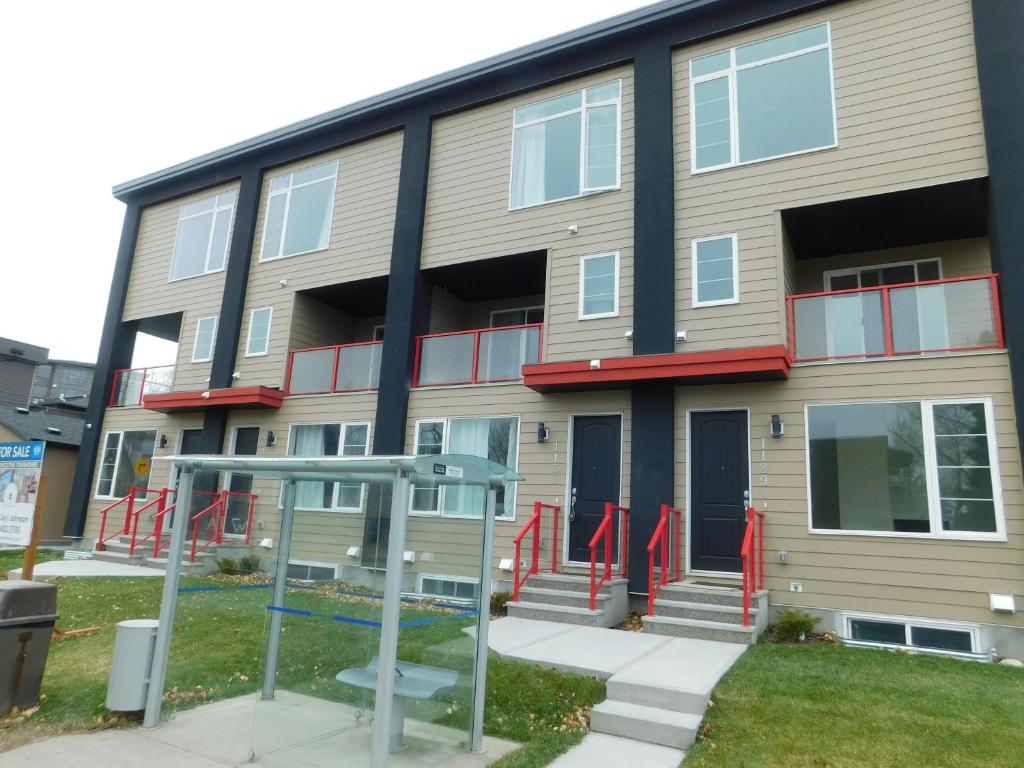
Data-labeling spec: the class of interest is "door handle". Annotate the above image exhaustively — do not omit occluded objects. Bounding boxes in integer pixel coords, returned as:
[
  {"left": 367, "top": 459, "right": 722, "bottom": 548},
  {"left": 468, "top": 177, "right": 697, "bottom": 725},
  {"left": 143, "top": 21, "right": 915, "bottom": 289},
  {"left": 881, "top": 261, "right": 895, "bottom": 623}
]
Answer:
[{"left": 569, "top": 487, "right": 577, "bottom": 522}]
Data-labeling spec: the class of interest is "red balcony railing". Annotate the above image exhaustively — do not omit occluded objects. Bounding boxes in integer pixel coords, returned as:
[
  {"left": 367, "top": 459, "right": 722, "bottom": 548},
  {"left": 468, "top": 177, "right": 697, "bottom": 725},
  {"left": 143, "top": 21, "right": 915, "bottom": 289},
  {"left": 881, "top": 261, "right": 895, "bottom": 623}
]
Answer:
[
  {"left": 787, "top": 274, "right": 1003, "bottom": 363},
  {"left": 285, "top": 341, "right": 383, "bottom": 396},
  {"left": 413, "top": 323, "right": 542, "bottom": 387},
  {"left": 109, "top": 365, "right": 174, "bottom": 407}
]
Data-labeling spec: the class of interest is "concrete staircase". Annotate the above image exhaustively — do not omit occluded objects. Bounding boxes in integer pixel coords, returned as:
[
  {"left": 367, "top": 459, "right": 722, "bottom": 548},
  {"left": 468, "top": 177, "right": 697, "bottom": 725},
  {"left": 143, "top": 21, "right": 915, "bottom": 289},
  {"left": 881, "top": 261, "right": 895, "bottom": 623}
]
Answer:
[
  {"left": 92, "top": 535, "right": 254, "bottom": 575},
  {"left": 642, "top": 582, "right": 768, "bottom": 644},
  {"left": 506, "top": 573, "right": 629, "bottom": 628}
]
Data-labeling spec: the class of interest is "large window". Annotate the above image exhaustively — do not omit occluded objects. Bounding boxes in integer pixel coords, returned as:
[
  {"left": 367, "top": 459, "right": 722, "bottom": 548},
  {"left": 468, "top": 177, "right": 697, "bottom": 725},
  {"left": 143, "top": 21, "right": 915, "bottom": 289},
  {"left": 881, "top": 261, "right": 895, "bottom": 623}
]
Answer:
[
  {"left": 411, "top": 416, "right": 519, "bottom": 518},
  {"left": 169, "top": 191, "right": 236, "bottom": 281},
  {"left": 192, "top": 316, "right": 218, "bottom": 363},
  {"left": 287, "top": 422, "right": 370, "bottom": 512},
  {"left": 260, "top": 160, "right": 338, "bottom": 260},
  {"left": 807, "top": 399, "right": 1003, "bottom": 539},
  {"left": 690, "top": 23, "right": 836, "bottom": 172},
  {"left": 692, "top": 234, "right": 739, "bottom": 307},
  {"left": 510, "top": 80, "right": 621, "bottom": 209},
  {"left": 95, "top": 430, "right": 157, "bottom": 499},
  {"left": 579, "top": 252, "right": 619, "bottom": 319}
]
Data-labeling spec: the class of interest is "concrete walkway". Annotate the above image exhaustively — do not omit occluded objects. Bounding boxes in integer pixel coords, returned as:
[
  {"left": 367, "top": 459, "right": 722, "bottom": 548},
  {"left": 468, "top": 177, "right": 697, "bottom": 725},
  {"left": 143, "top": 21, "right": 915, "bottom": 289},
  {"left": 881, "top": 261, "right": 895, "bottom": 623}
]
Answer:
[
  {"left": 488, "top": 618, "right": 747, "bottom": 767},
  {"left": 8, "top": 559, "right": 164, "bottom": 579}
]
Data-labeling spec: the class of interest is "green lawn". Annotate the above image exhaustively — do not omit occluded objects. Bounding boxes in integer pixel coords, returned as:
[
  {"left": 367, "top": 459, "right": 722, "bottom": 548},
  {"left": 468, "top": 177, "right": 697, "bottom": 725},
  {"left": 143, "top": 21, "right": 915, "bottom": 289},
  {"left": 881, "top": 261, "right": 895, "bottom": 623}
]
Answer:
[
  {"left": 685, "top": 641, "right": 1024, "bottom": 768},
  {"left": 0, "top": 556, "right": 604, "bottom": 767}
]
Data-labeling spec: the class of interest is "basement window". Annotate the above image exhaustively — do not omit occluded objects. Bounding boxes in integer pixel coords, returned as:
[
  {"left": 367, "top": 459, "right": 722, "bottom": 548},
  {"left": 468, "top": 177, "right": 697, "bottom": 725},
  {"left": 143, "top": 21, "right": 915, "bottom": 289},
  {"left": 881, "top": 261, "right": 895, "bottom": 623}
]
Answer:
[
  {"left": 845, "top": 614, "right": 977, "bottom": 654},
  {"left": 418, "top": 575, "right": 479, "bottom": 601},
  {"left": 286, "top": 560, "right": 339, "bottom": 582}
]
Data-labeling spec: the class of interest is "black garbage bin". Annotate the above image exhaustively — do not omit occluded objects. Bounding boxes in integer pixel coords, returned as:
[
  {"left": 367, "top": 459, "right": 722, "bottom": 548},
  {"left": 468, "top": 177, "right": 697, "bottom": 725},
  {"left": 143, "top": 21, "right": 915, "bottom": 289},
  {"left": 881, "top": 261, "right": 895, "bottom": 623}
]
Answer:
[{"left": 0, "top": 580, "right": 58, "bottom": 714}]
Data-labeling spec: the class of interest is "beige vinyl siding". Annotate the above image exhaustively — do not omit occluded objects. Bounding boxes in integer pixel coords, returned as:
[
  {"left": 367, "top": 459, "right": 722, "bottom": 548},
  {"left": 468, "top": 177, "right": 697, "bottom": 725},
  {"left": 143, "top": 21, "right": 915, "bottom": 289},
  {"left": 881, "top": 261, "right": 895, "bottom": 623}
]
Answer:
[
  {"left": 674, "top": 0, "right": 987, "bottom": 353},
  {"left": 427, "top": 290, "right": 545, "bottom": 334},
  {"left": 173, "top": 310, "right": 218, "bottom": 391},
  {"left": 793, "top": 237, "right": 991, "bottom": 293},
  {"left": 123, "top": 182, "right": 237, "bottom": 322},
  {"left": 422, "top": 66, "right": 635, "bottom": 363},
  {"left": 226, "top": 396, "right": 378, "bottom": 567},
  {"left": 674, "top": 352, "right": 1023, "bottom": 626},
  {"left": 81, "top": 410, "right": 204, "bottom": 542},
  {"left": 233, "top": 131, "right": 403, "bottom": 389}
]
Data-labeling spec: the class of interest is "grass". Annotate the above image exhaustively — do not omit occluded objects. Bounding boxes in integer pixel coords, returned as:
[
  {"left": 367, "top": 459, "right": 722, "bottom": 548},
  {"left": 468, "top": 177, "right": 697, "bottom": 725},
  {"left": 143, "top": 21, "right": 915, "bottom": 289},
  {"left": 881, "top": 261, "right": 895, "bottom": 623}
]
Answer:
[
  {"left": 685, "top": 641, "right": 1024, "bottom": 768},
  {"left": 0, "top": 548, "right": 62, "bottom": 576},
  {"left": 0, "top": 560, "right": 605, "bottom": 767}
]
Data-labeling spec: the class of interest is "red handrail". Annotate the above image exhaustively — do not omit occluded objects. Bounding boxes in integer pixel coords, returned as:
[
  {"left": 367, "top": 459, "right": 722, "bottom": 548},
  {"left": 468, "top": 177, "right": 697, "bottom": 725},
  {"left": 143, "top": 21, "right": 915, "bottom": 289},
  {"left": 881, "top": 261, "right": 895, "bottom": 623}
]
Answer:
[
  {"left": 413, "top": 323, "right": 543, "bottom": 387},
  {"left": 787, "top": 273, "right": 1003, "bottom": 363},
  {"left": 646, "top": 504, "right": 682, "bottom": 616},
  {"left": 512, "top": 501, "right": 562, "bottom": 601},
  {"left": 589, "top": 503, "right": 629, "bottom": 611},
  {"left": 285, "top": 340, "right": 383, "bottom": 396},
  {"left": 190, "top": 494, "right": 226, "bottom": 562},
  {"left": 128, "top": 488, "right": 169, "bottom": 556},
  {"left": 740, "top": 505, "right": 766, "bottom": 628},
  {"left": 96, "top": 487, "right": 164, "bottom": 550}
]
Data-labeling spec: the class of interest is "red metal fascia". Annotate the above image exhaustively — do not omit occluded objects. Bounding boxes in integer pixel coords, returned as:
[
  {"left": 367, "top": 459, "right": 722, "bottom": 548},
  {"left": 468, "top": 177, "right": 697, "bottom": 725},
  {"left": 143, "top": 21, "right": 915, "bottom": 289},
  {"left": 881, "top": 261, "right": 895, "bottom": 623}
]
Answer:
[{"left": 142, "top": 386, "right": 284, "bottom": 412}]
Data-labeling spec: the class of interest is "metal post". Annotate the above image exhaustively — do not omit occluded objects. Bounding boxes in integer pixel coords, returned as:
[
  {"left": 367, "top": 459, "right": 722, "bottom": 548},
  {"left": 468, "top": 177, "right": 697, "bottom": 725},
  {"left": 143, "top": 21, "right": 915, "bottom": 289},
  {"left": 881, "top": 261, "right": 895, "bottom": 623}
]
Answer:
[
  {"left": 469, "top": 486, "right": 497, "bottom": 754},
  {"left": 262, "top": 478, "right": 297, "bottom": 701},
  {"left": 371, "top": 471, "right": 411, "bottom": 768},
  {"left": 143, "top": 465, "right": 194, "bottom": 729}
]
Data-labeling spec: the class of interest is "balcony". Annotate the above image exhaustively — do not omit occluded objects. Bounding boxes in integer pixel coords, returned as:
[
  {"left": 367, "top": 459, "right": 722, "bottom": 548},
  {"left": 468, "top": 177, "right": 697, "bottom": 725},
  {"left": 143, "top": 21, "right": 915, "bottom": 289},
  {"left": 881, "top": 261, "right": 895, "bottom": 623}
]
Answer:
[
  {"left": 285, "top": 341, "right": 383, "bottom": 396},
  {"left": 788, "top": 274, "right": 1003, "bottom": 363},
  {"left": 109, "top": 365, "right": 174, "bottom": 407},
  {"left": 414, "top": 324, "right": 542, "bottom": 387}
]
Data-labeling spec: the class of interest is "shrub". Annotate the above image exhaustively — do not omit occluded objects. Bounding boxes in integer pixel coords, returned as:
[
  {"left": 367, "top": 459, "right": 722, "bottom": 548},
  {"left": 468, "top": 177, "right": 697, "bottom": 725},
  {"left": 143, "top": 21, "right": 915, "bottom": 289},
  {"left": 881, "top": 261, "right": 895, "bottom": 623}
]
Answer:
[
  {"left": 772, "top": 609, "right": 819, "bottom": 643},
  {"left": 238, "top": 554, "right": 262, "bottom": 574},
  {"left": 491, "top": 590, "right": 512, "bottom": 617},
  {"left": 216, "top": 557, "right": 239, "bottom": 575}
]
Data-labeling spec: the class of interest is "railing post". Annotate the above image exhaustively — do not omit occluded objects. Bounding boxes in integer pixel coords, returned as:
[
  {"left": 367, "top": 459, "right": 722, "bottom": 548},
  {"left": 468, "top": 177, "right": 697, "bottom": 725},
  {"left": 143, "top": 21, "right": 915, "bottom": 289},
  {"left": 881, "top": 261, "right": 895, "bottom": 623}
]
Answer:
[
  {"left": 647, "top": 546, "right": 656, "bottom": 616},
  {"left": 881, "top": 287, "right": 894, "bottom": 357},
  {"left": 190, "top": 517, "right": 200, "bottom": 563},
  {"left": 471, "top": 330, "right": 482, "bottom": 384},
  {"left": 138, "top": 368, "right": 148, "bottom": 406},
  {"left": 786, "top": 297, "right": 796, "bottom": 359},
  {"left": 742, "top": 554, "right": 751, "bottom": 628},
  {"left": 329, "top": 347, "right": 341, "bottom": 395},
  {"left": 660, "top": 510, "right": 667, "bottom": 588},
  {"left": 604, "top": 503, "right": 612, "bottom": 583},
  {"left": 991, "top": 275, "right": 1005, "bottom": 349},
  {"left": 245, "top": 494, "right": 256, "bottom": 545},
  {"left": 674, "top": 508, "right": 681, "bottom": 582},
  {"left": 621, "top": 508, "right": 629, "bottom": 579},
  {"left": 124, "top": 490, "right": 136, "bottom": 535},
  {"left": 758, "top": 512, "right": 765, "bottom": 591},
  {"left": 513, "top": 538, "right": 522, "bottom": 602},
  {"left": 551, "top": 504, "right": 559, "bottom": 574}
]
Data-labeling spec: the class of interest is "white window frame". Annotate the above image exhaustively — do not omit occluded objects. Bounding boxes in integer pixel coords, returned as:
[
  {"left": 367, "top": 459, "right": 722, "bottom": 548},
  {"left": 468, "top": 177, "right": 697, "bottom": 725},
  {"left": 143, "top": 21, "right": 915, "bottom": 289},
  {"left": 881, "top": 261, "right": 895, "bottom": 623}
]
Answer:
[
  {"left": 287, "top": 560, "right": 340, "bottom": 581},
  {"left": 821, "top": 257, "right": 943, "bottom": 291},
  {"left": 508, "top": 79, "right": 623, "bottom": 210},
  {"left": 410, "top": 416, "right": 520, "bottom": 520},
  {"left": 416, "top": 573, "right": 481, "bottom": 602},
  {"left": 284, "top": 421, "right": 372, "bottom": 514},
  {"left": 93, "top": 429, "right": 157, "bottom": 500},
  {"left": 244, "top": 306, "right": 274, "bottom": 358},
  {"left": 259, "top": 159, "right": 339, "bottom": 262},
  {"left": 842, "top": 611, "right": 980, "bottom": 656},
  {"left": 689, "top": 22, "right": 838, "bottom": 174},
  {"left": 805, "top": 397, "right": 1006, "bottom": 541},
  {"left": 191, "top": 316, "right": 218, "bottom": 363},
  {"left": 578, "top": 251, "right": 620, "bottom": 320},
  {"left": 691, "top": 234, "right": 740, "bottom": 308},
  {"left": 168, "top": 190, "right": 236, "bottom": 282}
]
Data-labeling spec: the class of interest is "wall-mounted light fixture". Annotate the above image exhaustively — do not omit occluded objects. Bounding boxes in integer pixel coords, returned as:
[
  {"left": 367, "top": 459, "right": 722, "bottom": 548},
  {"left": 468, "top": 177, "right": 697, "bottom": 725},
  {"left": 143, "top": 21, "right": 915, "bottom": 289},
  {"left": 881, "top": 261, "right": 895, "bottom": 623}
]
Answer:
[
  {"left": 537, "top": 422, "right": 549, "bottom": 443},
  {"left": 266, "top": 431, "right": 277, "bottom": 447},
  {"left": 770, "top": 415, "right": 784, "bottom": 439},
  {"left": 158, "top": 434, "right": 169, "bottom": 449}
]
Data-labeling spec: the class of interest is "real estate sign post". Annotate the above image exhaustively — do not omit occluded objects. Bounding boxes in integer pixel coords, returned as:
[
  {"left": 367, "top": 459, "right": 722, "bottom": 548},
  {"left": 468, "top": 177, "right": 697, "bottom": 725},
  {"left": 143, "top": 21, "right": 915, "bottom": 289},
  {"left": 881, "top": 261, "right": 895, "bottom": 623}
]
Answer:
[{"left": 0, "top": 442, "right": 47, "bottom": 577}]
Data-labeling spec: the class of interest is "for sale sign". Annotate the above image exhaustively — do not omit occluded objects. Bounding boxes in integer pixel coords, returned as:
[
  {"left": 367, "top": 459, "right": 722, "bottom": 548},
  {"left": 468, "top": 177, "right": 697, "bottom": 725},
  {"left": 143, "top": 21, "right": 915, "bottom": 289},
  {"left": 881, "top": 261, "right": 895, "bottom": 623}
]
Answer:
[{"left": 0, "top": 441, "right": 45, "bottom": 546}]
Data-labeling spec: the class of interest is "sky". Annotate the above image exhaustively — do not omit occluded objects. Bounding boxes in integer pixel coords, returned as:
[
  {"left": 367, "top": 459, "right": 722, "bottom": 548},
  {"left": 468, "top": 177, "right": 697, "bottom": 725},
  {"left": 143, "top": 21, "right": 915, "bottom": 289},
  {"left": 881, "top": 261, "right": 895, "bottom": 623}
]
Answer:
[{"left": 0, "top": 0, "right": 653, "bottom": 367}]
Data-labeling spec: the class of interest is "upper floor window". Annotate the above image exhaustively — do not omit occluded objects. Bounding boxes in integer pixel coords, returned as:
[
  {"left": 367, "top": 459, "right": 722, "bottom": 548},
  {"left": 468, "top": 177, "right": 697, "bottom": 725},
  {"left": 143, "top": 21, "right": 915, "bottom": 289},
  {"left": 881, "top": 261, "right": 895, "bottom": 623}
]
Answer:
[
  {"left": 692, "top": 234, "right": 739, "bottom": 307},
  {"left": 245, "top": 306, "right": 273, "bottom": 357},
  {"left": 169, "top": 191, "right": 236, "bottom": 281},
  {"left": 192, "top": 316, "right": 218, "bottom": 363},
  {"left": 260, "top": 160, "right": 339, "bottom": 261},
  {"left": 690, "top": 23, "right": 836, "bottom": 172},
  {"left": 510, "top": 80, "right": 621, "bottom": 209},
  {"left": 579, "top": 252, "right": 619, "bottom": 319},
  {"left": 491, "top": 306, "right": 544, "bottom": 327}
]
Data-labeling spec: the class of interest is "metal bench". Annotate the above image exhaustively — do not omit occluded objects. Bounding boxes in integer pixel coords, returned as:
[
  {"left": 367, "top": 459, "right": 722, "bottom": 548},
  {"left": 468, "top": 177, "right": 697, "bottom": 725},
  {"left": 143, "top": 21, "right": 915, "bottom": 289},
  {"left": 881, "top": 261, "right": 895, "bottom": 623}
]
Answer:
[{"left": 337, "top": 656, "right": 459, "bottom": 751}]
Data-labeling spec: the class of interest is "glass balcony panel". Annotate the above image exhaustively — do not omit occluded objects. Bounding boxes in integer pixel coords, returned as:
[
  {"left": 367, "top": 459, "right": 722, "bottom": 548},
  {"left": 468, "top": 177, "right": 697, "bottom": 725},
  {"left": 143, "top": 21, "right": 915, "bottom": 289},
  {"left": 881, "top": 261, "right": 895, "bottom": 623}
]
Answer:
[
  {"left": 142, "top": 366, "right": 174, "bottom": 396},
  {"left": 418, "top": 333, "right": 475, "bottom": 386},
  {"left": 476, "top": 326, "right": 541, "bottom": 382},
  {"left": 114, "top": 370, "right": 144, "bottom": 406},
  {"left": 793, "top": 292, "right": 883, "bottom": 360},
  {"left": 890, "top": 279, "right": 997, "bottom": 353},
  {"left": 288, "top": 348, "right": 336, "bottom": 394},
  {"left": 335, "top": 343, "right": 382, "bottom": 391}
]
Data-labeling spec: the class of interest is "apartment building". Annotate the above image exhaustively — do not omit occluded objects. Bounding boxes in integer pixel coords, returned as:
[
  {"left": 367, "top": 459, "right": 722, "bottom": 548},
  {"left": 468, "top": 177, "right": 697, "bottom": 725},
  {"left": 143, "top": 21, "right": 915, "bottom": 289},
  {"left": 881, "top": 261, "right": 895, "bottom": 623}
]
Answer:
[{"left": 70, "top": 0, "right": 1024, "bottom": 657}]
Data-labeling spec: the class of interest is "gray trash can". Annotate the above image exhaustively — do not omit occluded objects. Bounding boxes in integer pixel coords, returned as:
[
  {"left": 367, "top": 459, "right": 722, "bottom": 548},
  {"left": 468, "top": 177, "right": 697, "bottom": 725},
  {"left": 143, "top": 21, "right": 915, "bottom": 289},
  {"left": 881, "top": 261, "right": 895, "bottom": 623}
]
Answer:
[
  {"left": 106, "top": 619, "right": 159, "bottom": 711},
  {"left": 0, "top": 580, "right": 58, "bottom": 715}
]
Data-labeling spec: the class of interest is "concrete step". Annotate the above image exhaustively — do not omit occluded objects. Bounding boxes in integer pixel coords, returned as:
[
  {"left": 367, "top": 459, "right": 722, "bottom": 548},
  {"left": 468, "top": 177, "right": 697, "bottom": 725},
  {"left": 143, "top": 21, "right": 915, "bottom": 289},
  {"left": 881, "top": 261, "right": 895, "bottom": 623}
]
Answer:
[
  {"left": 524, "top": 573, "right": 627, "bottom": 595},
  {"left": 652, "top": 598, "right": 759, "bottom": 625},
  {"left": 590, "top": 699, "right": 702, "bottom": 749},
  {"left": 144, "top": 556, "right": 216, "bottom": 575},
  {"left": 605, "top": 677, "right": 708, "bottom": 716},
  {"left": 518, "top": 586, "right": 610, "bottom": 610},
  {"left": 506, "top": 601, "right": 608, "bottom": 627},
  {"left": 642, "top": 615, "right": 757, "bottom": 644},
  {"left": 658, "top": 582, "right": 766, "bottom": 608},
  {"left": 91, "top": 550, "right": 145, "bottom": 565}
]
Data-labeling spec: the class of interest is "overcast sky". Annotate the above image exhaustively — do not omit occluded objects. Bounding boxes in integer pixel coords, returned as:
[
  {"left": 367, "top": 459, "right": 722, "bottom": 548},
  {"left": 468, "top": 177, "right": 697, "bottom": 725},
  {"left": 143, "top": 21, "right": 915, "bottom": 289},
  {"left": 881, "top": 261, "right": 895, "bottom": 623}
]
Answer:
[{"left": 1, "top": 0, "right": 652, "bottom": 367}]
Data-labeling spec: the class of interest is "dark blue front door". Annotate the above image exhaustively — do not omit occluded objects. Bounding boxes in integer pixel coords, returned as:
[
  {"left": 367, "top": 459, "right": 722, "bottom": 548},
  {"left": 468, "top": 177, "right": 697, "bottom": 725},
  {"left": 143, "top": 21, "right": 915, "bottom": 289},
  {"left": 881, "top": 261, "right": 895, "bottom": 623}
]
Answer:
[
  {"left": 690, "top": 411, "right": 749, "bottom": 573},
  {"left": 568, "top": 415, "right": 621, "bottom": 563}
]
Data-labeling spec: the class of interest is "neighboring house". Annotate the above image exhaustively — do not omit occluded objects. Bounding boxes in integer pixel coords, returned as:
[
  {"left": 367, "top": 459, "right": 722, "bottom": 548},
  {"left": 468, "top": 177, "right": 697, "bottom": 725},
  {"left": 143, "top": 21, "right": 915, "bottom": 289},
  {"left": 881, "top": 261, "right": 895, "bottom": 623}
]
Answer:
[
  {"left": 0, "top": 405, "right": 84, "bottom": 543},
  {"left": 68, "top": 0, "right": 1024, "bottom": 657},
  {"left": 0, "top": 337, "right": 48, "bottom": 408},
  {"left": 31, "top": 360, "right": 94, "bottom": 408}
]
